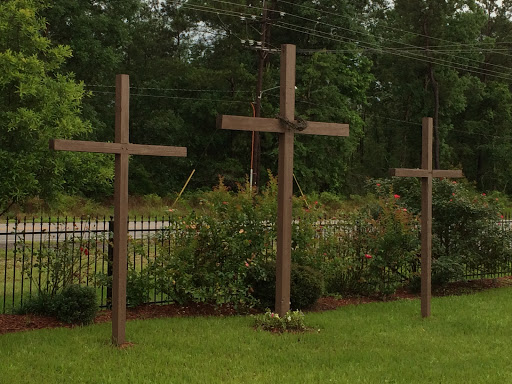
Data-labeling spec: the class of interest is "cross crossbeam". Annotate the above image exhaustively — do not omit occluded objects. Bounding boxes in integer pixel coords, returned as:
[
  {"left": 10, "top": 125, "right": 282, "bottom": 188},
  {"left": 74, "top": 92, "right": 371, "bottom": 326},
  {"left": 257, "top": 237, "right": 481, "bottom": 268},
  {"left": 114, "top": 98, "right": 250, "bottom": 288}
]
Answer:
[
  {"left": 50, "top": 74, "right": 187, "bottom": 346},
  {"left": 389, "top": 117, "right": 463, "bottom": 318},
  {"left": 217, "top": 44, "right": 349, "bottom": 316}
]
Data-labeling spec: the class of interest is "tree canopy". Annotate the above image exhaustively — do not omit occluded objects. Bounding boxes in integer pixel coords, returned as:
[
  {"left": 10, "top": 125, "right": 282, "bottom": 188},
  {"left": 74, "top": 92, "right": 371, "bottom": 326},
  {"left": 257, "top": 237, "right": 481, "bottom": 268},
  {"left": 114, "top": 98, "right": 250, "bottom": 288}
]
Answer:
[{"left": 3, "top": 0, "right": 512, "bottom": 206}]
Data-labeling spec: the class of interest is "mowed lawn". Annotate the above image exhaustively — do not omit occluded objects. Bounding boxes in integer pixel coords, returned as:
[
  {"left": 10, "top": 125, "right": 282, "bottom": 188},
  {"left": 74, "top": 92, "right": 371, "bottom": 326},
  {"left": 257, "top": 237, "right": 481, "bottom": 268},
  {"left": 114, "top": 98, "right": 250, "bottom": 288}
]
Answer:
[{"left": 1, "top": 288, "right": 511, "bottom": 384}]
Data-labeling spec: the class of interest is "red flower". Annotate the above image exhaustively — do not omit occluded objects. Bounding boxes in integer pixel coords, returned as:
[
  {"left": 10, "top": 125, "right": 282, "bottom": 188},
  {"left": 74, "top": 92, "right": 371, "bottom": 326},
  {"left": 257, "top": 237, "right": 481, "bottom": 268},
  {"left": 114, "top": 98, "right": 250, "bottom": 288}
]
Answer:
[
  {"left": 393, "top": 194, "right": 400, "bottom": 199},
  {"left": 365, "top": 254, "right": 372, "bottom": 259},
  {"left": 482, "top": 193, "right": 486, "bottom": 196},
  {"left": 452, "top": 193, "right": 455, "bottom": 196},
  {"left": 314, "top": 201, "right": 318, "bottom": 205},
  {"left": 376, "top": 183, "right": 381, "bottom": 187},
  {"left": 222, "top": 201, "right": 228, "bottom": 205},
  {"left": 84, "top": 249, "right": 89, "bottom": 256}
]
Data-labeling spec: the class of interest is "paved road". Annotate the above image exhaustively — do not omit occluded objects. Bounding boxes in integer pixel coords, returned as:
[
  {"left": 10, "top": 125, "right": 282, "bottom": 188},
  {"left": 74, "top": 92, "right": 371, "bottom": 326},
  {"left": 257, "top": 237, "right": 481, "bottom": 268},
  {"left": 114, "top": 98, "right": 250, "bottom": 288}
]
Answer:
[{"left": 0, "top": 220, "right": 173, "bottom": 246}]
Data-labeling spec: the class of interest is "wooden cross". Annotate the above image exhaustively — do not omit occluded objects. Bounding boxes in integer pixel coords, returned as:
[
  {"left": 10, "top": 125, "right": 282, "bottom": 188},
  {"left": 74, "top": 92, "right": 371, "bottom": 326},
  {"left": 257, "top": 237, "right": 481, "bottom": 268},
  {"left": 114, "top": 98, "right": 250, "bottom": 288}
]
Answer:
[
  {"left": 49, "top": 74, "right": 187, "bottom": 346},
  {"left": 389, "top": 117, "right": 463, "bottom": 318},
  {"left": 217, "top": 44, "right": 349, "bottom": 316}
]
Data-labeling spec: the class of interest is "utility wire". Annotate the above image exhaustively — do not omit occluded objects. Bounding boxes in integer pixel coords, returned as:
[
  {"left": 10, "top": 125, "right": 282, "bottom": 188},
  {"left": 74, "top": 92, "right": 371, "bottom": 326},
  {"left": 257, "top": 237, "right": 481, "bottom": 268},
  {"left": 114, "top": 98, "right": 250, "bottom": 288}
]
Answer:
[
  {"left": 89, "top": 90, "right": 253, "bottom": 104},
  {"left": 275, "top": 0, "right": 512, "bottom": 57},
  {"left": 181, "top": 2, "right": 512, "bottom": 80},
  {"left": 198, "top": 0, "right": 512, "bottom": 68},
  {"left": 86, "top": 84, "right": 252, "bottom": 93}
]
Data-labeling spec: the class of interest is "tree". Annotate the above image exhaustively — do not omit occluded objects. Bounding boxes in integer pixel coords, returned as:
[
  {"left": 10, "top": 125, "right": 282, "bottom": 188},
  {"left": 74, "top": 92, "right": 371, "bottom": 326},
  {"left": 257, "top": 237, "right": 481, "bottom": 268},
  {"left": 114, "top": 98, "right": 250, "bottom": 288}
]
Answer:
[{"left": 0, "top": 0, "right": 112, "bottom": 214}]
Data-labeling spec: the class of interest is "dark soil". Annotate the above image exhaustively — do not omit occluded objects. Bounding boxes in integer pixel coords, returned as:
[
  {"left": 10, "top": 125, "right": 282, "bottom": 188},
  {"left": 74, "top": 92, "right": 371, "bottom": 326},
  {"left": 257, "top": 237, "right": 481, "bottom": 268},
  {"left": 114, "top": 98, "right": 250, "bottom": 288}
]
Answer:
[{"left": 2, "top": 277, "right": 511, "bottom": 336}]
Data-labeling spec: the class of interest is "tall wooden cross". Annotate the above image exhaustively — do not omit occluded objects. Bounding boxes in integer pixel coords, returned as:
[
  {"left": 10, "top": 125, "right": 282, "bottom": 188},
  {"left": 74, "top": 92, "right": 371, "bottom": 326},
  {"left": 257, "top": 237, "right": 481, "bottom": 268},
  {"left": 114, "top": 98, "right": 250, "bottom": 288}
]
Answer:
[
  {"left": 217, "top": 44, "right": 349, "bottom": 316},
  {"left": 389, "top": 117, "right": 463, "bottom": 318},
  {"left": 49, "top": 74, "right": 187, "bottom": 346}
]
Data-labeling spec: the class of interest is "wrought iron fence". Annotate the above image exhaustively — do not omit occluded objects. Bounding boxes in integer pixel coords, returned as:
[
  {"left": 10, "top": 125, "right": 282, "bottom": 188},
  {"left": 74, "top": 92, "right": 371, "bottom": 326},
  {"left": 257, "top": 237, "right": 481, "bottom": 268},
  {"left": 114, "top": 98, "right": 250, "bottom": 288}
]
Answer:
[{"left": 1, "top": 214, "right": 511, "bottom": 313}]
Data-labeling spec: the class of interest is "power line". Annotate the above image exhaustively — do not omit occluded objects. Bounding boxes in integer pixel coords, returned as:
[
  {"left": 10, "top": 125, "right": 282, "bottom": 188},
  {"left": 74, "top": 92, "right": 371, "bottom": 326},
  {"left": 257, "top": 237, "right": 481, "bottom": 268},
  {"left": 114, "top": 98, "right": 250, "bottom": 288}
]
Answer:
[
  {"left": 181, "top": 2, "right": 512, "bottom": 81},
  {"left": 86, "top": 85, "right": 253, "bottom": 93},
  {"left": 275, "top": 0, "right": 512, "bottom": 58},
  {"left": 272, "top": 21, "right": 512, "bottom": 82},
  {"left": 89, "top": 90, "right": 253, "bottom": 104},
  {"left": 198, "top": 0, "right": 512, "bottom": 68}
]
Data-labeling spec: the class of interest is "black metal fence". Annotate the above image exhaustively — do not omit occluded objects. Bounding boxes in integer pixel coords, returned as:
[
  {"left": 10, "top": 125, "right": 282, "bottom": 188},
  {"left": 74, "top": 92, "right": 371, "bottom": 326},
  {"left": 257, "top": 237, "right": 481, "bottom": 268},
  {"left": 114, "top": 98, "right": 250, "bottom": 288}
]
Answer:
[
  {"left": 0, "top": 216, "right": 182, "bottom": 313},
  {"left": 1, "top": 215, "right": 511, "bottom": 313}
]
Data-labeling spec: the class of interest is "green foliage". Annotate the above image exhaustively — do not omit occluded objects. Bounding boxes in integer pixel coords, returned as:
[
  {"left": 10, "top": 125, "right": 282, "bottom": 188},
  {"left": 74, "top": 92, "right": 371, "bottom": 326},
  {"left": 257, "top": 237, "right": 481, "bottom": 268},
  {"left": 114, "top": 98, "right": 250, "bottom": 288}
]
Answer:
[
  {"left": 0, "top": 0, "right": 112, "bottom": 213},
  {"left": 370, "top": 177, "right": 512, "bottom": 287},
  {"left": 19, "top": 285, "right": 97, "bottom": 325},
  {"left": 247, "top": 262, "right": 323, "bottom": 311},
  {"left": 29, "top": 240, "right": 93, "bottom": 297},
  {"left": 253, "top": 309, "right": 308, "bottom": 333},
  {"left": 52, "top": 284, "right": 97, "bottom": 325},
  {"left": 149, "top": 179, "right": 276, "bottom": 307}
]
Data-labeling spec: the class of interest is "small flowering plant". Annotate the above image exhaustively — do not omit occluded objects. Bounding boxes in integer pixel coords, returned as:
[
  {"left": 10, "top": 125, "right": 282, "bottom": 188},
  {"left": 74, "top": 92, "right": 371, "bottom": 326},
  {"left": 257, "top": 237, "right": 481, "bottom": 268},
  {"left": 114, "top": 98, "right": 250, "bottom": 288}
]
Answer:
[{"left": 253, "top": 309, "right": 308, "bottom": 332}]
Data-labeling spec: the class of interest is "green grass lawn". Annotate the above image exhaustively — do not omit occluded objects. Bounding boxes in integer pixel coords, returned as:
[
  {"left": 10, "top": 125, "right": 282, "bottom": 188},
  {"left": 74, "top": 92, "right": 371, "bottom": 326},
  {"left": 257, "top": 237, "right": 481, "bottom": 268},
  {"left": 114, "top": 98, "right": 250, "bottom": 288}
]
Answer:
[{"left": 1, "top": 288, "right": 512, "bottom": 383}]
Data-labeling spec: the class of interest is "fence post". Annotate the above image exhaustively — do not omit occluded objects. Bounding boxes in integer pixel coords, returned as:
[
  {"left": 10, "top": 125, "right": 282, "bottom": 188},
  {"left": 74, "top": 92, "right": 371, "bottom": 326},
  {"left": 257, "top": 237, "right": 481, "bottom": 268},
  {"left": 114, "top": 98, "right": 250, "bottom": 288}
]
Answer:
[{"left": 107, "top": 217, "right": 114, "bottom": 309}]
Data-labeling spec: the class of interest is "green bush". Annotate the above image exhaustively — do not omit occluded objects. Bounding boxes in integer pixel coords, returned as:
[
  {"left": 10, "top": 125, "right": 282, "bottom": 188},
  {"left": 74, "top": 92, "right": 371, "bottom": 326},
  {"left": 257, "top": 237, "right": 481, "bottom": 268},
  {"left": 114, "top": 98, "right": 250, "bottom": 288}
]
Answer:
[
  {"left": 53, "top": 285, "right": 97, "bottom": 325},
  {"left": 17, "top": 293, "right": 57, "bottom": 316},
  {"left": 247, "top": 262, "right": 323, "bottom": 310},
  {"left": 19, "top": 285, "right": 97, "bottom": 325},
  {"left": 370, "top": 177, "right": 512, "bottom": 288}
]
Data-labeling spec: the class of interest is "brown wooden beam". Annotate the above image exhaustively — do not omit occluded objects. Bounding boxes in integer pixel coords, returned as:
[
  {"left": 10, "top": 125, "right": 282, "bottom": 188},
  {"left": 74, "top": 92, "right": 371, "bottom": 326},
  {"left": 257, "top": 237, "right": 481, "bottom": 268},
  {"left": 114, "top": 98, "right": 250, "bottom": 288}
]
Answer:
[
  {"left": 217, "top": 115, "right": 349, "bottom": 137},
  {"left": 389, "top": 168, "right": 463, "bottom": 179},
  {"left": 50, "top": 139, "right": 187, "bottom": 157},
  {"left": 112, "top": 74, "right": 129, "bottom": 346}
]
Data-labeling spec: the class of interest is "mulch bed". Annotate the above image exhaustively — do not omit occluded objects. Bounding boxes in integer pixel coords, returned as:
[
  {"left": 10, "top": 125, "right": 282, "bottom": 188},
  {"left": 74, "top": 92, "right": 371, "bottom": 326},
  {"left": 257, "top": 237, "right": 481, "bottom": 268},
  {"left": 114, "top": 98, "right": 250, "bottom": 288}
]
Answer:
[{"left": 2, "top": 276, "right": 511, "bottom": 336}]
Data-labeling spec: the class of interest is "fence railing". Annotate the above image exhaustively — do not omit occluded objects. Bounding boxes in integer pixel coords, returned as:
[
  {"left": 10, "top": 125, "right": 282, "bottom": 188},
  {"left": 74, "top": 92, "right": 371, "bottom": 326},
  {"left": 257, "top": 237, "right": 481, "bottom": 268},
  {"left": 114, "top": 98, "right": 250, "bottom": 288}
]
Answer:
[{"left": 1, "top": 215, "right": 511, "bottom": 313}]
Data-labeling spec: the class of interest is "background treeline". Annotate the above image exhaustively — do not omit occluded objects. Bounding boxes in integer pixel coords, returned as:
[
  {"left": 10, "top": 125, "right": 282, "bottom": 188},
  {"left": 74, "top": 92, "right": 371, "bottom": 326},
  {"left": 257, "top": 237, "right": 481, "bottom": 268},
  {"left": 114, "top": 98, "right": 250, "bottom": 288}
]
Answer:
[{"left": 3, "top": 0, "right": 512, "bottom": 212}]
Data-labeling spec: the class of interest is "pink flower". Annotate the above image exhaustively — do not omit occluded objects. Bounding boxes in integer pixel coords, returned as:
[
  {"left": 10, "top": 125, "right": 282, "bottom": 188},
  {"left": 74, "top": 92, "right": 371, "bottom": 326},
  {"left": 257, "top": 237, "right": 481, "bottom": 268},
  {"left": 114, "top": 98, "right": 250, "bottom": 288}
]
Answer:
[
  {"left": 244, "top": 262, "right": 249, "bottom": 267},
  {"left": 393, "top": 194, "right": 400, "bottom": 199},
  {"left": 323, "top": 252, "right": 327, "bottom": 256},
  {"left": 452, "top": 193, "right": 455, "bottom": 196},
  {"left": 450, "top": 199, "right": 453, "bottom": 202},
  {"left": 482, "top": 193, "right": 486, "bottom": 196},
  {"left": 271, "top": 313, "right": 274, "bottom": 318},
  {"left": 222, "top": 201, "right": 228, "bottom": 205},
  {"left": 314, "top": 201, "right": 318, "bottom": 205},
  {"left": 402, "top": 208, "right": 407, "bottom": 212},
  {"left": 501, "top": 215, "right": 504, "bottom": 219},
  {"left": 376, "top": 183, "right": 381, "bottom": 187},
  {"left": 452, "top": 181, "right": 457, "bottom": 184},
  {"left": 365, "top": 254, "right": 372, "bottom": 259}
]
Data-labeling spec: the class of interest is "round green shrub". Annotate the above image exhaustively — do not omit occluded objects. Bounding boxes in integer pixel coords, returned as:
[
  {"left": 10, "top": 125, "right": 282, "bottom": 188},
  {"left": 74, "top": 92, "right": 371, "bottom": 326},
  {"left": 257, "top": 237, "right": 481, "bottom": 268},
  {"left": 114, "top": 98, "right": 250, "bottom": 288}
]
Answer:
[
  {"left": 53, "top": 285, "right": 98, "bottom": 325},
  {"left": 290, "top": 264, "right": 323, "bottom": 310},
  {"left": 247, "top": 262, "right": 323, "bottom": 310}
]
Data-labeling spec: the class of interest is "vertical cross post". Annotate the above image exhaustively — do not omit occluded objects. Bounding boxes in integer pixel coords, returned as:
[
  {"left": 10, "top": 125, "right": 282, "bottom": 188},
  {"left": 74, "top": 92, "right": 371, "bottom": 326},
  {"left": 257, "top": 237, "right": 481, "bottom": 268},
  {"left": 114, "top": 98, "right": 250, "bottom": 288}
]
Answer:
[
  {"left": 275, "top": 44, "right": 295, "bottom": 315},
  {"left": 217, "top": 44, "right": 349, "bottom": 316},
  {"left": 112, "top": 74, "right": 129, "bottom": 345},
  {"left": 390, "top": 117, "right": 463, "bottom": 317},
  {"left": 420, "top": 117, "right": 433, "bottom": 318}
]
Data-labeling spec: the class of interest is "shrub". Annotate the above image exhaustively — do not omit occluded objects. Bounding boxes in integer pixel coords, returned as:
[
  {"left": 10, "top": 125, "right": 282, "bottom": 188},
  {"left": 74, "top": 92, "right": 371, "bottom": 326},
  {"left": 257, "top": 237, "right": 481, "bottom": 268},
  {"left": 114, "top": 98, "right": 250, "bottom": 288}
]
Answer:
[
  {"left": 247, "top": 262, "right": 323, "bottom": 310},
  {"left": 19, "top": 285, "right": 97, "bottom": 325},
  {"left": 370, "top": 177, "right": 512, "bottom": 287},
  {"left": 53, "top": 285, "right": 97, "bottom": 325},
  {"left": 17, "top": 293, "right": 57, "bottom": 316}
]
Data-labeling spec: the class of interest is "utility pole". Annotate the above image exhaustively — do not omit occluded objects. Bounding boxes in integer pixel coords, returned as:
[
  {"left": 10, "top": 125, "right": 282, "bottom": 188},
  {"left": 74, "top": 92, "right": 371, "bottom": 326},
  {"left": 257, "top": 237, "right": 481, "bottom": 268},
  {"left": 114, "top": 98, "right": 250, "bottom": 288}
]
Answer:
[{"left": 251, "top": 0, "right": 273, "bottom": 189}]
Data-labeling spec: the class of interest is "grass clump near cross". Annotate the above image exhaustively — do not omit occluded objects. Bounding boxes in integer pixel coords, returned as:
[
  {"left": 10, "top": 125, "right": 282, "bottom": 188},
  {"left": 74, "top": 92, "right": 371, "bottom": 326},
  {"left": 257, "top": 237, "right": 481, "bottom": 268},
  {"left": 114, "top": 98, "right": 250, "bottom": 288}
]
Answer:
[{"left": 1, "top": 287, "right": 512, "bottom": 383}]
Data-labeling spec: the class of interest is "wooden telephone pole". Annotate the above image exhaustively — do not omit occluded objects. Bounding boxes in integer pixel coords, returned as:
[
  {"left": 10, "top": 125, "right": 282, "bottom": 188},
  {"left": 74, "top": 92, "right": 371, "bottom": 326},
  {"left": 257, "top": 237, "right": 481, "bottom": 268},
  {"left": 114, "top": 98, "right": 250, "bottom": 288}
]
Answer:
[{"left": 251, "top": 0, "right": 275, "bottom": 189}]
